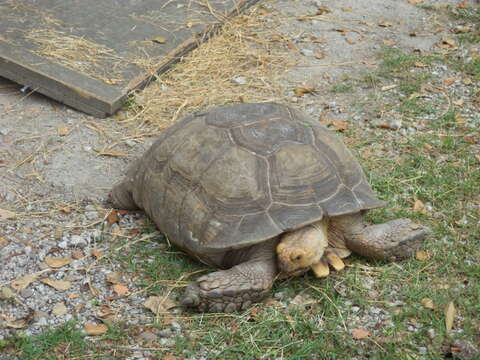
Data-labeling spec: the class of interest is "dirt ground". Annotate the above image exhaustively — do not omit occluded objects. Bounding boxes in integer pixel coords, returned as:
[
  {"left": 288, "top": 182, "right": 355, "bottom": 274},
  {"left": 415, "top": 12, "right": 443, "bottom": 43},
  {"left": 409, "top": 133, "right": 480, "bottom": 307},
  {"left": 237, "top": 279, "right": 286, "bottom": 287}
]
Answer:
[{"left": 1, "top": 0, "right": 479, "bottom": 359}]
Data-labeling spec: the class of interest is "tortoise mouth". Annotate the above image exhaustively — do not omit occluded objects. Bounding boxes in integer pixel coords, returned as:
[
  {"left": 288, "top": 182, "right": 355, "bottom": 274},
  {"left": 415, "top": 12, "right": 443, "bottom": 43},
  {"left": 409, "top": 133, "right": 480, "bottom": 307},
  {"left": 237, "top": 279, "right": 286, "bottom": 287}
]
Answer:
[{"left": 279, "top": 267, "right": 310, "bottom": 278}]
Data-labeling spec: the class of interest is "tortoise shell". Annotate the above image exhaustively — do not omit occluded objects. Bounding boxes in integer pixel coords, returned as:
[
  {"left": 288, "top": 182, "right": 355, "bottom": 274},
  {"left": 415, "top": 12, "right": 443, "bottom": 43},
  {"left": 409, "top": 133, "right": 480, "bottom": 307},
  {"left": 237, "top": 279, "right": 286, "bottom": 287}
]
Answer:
[{"left": 129, "top": 103, "right": 385, "bottom": 253}]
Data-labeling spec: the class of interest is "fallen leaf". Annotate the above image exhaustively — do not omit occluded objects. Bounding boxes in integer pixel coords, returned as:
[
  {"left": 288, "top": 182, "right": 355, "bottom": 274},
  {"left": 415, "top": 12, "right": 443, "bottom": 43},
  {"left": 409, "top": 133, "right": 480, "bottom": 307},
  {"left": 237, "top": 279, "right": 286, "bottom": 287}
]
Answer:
[
  {"left": 11, "top": 274, "right": 37, "bottom": 291},
  {"left": 288, "top": 294, "right": 315, "bottom": 310},
  {"left": 453, "top": 25, "right": 472, "bottom": 34},
  {"left": 59, "top": 206, "right": 72, "bottom": 214},
  {"left": 40, "top": 278, "right": 72, "bottom": 291},
  {"left": 72, "top": 250, "right": 84, "bottom": 260},
  {"left": 84, "top": 323, "right": 108, "bottom": 336},
  {"left": 315, "top": 53, "right": 326, "bottom": 59},
  {"left": 91, "top": 249, "right": 103, "bottom": 259},
  {"left": 68, "top": 293, "right": 80, "bottom": 299},
  {"left": 408, "top": 0, "right": 424, "bottom": 4},
  {"left": 52, "top": 302, "right": 68, "bottom": 316},
  {"left": 443, "top": 77, "right": 459, "bottom": 86},
  {"left": 445, "top": 302, "right": 456, "bottom": 332},
  {"left": 331, "top": 119, "right": 348, "bottom": 131},
  {"left": 378, "top": 22, "right": 393, "bottom": 27},
  {"left": 341, "top": 7, "right": 353, "bottom": 12},
  {"left": 106, "top": 209, "right": 119, "bottom": 225},
  {"left": 316, "top": 5, "right": 331, "bottom": 15},
  {"left": 45, "top": 256, "right": 72, "bottom": 268},
  {"left": 413, "top": 199, "right": 426, "bottom": 213},
  {"left": 345, "top": 38, "right": 356, "bottom": 44},
  {"left": 144, "top": 296, "right": 176, "bottom": 314},
  {"left": 0, "top": 208, "right": 16, "bottom": 219},
  {"left": 382, "top": 40, "right": 395, "bottom": 46},
  {"left": 0, "top": 236, "right": 11, "bottom": 249},
  {"left": 421, "top": 298, "right": 435, "bottom": 309},
  {"left": 57, "top": 126, "right": 70, "bottom": 136},
  {"left": 112, "top": 284, "right": 129, "bottom": 296},
  {"left": 457, "top": 1, "right": 469, "bottom": 8},
  {"left": 416, "top": 250, "right": 430, "bottom": 260},
  {"left": 453, "top": 99, "right": 464, "bottom": 106},
  {"left": 381, "top": 84, "right": 398, "bottom": 91},
  {"left": 95, "top": 150, "right": 127, "bottom": 157},
  {"left": 352, "top": 328, "right": 370, "bottom": 339},
  {"left": 152, "top": 37, "right": 167, "bottom": 44},
  {"left": 294, "top": 86, "right": 316, "bottom": 97},
  {"left": 462, "top": 78, "right": 472, "bottom": 85},
  {"left": 438, "top": 38, "right": 458, "bottom": 49},
  {"left": 455, "top": 113, "right": 467, "bottom": 123},
  {"left": 475, "top": 154, "right": 480, "bottom": 163},
  {"left": 414, "top": 61, "right": 428, "bottom": 67},
  {"left": 5, "top": 311, "right": 34, "bottom": 329},
  {"left": 1, "top": 287, "right": 14, "bottom": 299},
  {"left": 464, "top": 135, "right": 477, "bottom": 144},
  {"left": 423, "top": 143, "right": 433, "bottom": 151},
  {"left": 106, "top": 271, "right": 122, "bottom": 284}
]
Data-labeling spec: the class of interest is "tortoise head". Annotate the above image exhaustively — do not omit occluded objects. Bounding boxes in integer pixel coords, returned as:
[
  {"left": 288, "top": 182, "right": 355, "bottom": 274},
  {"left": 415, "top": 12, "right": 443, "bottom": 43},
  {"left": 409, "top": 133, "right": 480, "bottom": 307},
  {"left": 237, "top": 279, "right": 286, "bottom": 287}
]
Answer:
[{"left": 276, "top": 220, "right": 329, "bottom": 276}]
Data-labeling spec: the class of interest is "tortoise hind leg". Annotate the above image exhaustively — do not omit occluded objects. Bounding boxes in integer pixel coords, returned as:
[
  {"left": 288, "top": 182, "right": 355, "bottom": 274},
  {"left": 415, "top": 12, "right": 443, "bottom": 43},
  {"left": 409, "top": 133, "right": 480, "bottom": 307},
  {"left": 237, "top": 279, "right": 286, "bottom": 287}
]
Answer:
[
  {"left": 107, "top": 160, "right": 141, "bottom": 210},
  {"left": 330, "top": 213, "right": 430, "bottom": 261}
]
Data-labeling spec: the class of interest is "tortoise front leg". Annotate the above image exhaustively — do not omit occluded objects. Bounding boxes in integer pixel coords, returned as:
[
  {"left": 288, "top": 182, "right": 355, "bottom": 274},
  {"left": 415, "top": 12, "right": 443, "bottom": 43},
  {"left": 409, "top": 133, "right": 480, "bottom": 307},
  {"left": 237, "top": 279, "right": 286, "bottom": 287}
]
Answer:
[
  {"left": 331, "top": 213, "right": 431, "bottom": 261},
  {"left": 182, "top": 240, "right": 278, "bottom": 312}
]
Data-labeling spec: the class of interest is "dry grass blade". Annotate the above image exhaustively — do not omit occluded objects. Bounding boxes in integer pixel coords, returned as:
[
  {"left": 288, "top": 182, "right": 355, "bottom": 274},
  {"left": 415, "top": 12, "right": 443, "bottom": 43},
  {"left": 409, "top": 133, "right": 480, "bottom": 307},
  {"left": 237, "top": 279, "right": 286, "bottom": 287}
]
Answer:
[{"left": 126, "top": 7, "right": 295, "bottom": 129}]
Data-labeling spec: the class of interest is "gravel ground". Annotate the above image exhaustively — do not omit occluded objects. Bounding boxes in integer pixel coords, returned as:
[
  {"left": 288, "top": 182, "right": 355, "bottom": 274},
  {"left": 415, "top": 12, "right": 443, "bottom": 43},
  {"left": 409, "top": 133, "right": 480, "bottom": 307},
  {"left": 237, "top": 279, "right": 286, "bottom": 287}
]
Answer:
[{"left": 1, "top": 0, "right": 479, "bottom": 358}]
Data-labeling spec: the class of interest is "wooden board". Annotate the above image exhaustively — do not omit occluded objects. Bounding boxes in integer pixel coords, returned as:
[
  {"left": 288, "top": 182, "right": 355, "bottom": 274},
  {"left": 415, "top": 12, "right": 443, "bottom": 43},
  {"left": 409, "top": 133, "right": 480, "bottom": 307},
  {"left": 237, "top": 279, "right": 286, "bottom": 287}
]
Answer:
[{"left": 0, "top": 0, "right": 257, "bottom": 117}]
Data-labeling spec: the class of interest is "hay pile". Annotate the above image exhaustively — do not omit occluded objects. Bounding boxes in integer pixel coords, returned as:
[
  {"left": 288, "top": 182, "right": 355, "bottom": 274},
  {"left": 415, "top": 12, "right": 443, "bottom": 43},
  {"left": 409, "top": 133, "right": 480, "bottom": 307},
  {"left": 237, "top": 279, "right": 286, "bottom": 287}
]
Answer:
[{"left": 126, "top": 5, "right": 295, "bottom": 129}]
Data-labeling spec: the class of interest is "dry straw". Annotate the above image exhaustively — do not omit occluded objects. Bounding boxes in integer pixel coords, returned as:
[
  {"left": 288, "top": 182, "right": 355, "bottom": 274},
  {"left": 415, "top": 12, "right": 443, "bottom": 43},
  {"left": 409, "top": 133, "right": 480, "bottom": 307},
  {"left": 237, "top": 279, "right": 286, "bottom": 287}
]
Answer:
[{"left": 125, "top": 5, "right": 295, "bottom": 129}]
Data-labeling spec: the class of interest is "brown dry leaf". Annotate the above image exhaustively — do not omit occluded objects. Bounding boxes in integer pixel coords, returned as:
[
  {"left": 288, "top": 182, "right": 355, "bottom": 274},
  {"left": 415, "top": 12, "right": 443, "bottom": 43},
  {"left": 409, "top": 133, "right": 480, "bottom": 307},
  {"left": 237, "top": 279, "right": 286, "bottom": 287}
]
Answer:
[
  {"left": 475, "top": 154, "right": 480, "bottom": 163},
  {"left": 84, "top": 323, "right": 108, "bottom": 336},
  {"left": 439, "top": 38, "right": 458, "bottom": 49},
  {"left": 443, "top": 77, "right": 459, "bottom": 86},
  {"left": 294, "top": 86, "right": 316, "bottom": 97},
  {"left": 91, "top": 249, "right": 103, "bottom": 259},
  {"left": 59, "top": 206, "right": 72, "bottom": 214},
  {"left": 112, "top": 284, "right": 129, "bottom": 296},
  {"left": 342, "top": 7, "right": 353, "bottom": 12},
  {"left": 408, "top": 0, "right": 424, "bottom": 4},
  {"left": 57, "top": 126, "right": 70, "bottom": 136},
  {"left": 95, "top": 150, "right": 127, "bottom": 157},
  {"left": 455, "top": 114, "right": 467, "bottom": 123},
  {"left": 40, "top": 278, "right": 72, "bottom": 291},
  {"left": 45, "top": 256, "right": 72, "bottom": 268},
  {"left": 0, "top": 236, "right": 11, "bottom": 249},
  {"left": 382, "top": 40, "right": 395, "bottom": 46},
  {"left": 316, "top": 5, "right": 331, "bottom": 15},
  {"left": 414, "top": 61, "right": 428, "bottom": 67},
  {"left": 72, "top": 250, "right": 84, "bottom": 259},
  {"left": 445, "top": 302, "right": 456, "bottom": 332},
  {"left": 453, "top": 99, "right": 464, "bottom": 106},
  {"left": 68, "top": 293, "right": 80, "bottom": 299},
  {"left": 144, "top": 296, "right": 176, "bottom": 314},
  {"left": 11, "top": 274, "right": 37, "bottom": 291},
  {"left": 345, "top": 38, "right": 356, "bottom": 45},
  {"left": 106, "top": 209, "right": 119, "bottom": 225},
  {"left": 352, "top": 328, "right": 371, "bottom": 339},
  {"left": 331, "top": 120, "right": 348, "bottom": 131},
  {"left": 288, "top": 294, "right": 315, "bottom": 310},
  {"left": 421, "top": 298, "right": 435, "bottom": 309},
  {"left": 152, "top": 37, "right": 167, "bottom": 44},
  {"left": 457, "top": 1, "right": 469, "bottom": 8},
  {"left": 106, "top": 271, "right": 122, "bottom": 284},
  {"left": 0, "top": 208, "right": 16, "bottom": 219},
  {"left": 416, "top": 250, "right": 430, "bottom": 260},
  {"left": 5, "top": 312, "right": 35, "bottom": 329},
  {"left": 462, "top": 78, "right": 472, "bottom": 85},
  {"left": 52, "top": 302, "right": 68, "bottom": 316},
  {"left": 464, "top": 135, "right": 477, "bottom": 144},
  {"left": 413, "top": 199, "right": 426, "bottom": 213},
  {"left": 1, "top": 287, "right": 14, "bottom": 299},
  {"left": 381, "top": 84, "right": 398, "bottom": 91},
  {"left": 315, "top": 53, "right": 326, "bottom": 60},
  {"left": 423, "top": 143, "right": 433, "bottom": 151},
  {"left": 378, "top": 22, "right": 393, "bottom": 27}
]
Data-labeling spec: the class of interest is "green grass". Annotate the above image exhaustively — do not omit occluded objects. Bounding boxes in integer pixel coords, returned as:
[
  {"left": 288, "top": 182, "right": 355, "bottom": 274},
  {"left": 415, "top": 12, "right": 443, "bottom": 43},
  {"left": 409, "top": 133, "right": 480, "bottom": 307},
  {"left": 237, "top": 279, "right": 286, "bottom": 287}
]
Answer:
[{"left": 6, "top": 322, "right": 87, "bottom": 360}]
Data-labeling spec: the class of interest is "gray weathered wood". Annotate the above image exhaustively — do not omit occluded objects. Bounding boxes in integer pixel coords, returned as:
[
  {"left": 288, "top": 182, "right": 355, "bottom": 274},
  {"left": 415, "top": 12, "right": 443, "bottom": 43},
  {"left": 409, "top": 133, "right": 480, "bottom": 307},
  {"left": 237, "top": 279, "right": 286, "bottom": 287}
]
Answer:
[{"left": 0, "top": 0, "right": 258, "bottom": 117}]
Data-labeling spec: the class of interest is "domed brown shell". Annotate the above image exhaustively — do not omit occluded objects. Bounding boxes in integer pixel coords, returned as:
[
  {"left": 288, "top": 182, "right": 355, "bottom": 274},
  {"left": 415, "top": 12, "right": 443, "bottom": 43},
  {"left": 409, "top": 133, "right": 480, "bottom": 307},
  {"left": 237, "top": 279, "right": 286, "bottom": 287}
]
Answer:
[{"left": 129, "top": 103, "right": 385, "bottom": 253}]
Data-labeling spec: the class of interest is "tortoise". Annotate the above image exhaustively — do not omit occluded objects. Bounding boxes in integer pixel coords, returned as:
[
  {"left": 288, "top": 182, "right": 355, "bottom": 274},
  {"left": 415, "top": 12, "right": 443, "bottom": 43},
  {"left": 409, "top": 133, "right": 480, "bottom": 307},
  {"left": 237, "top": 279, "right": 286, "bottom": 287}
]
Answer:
[{"left": 109, "top": 103, "right": 430, "bottom": 312}]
